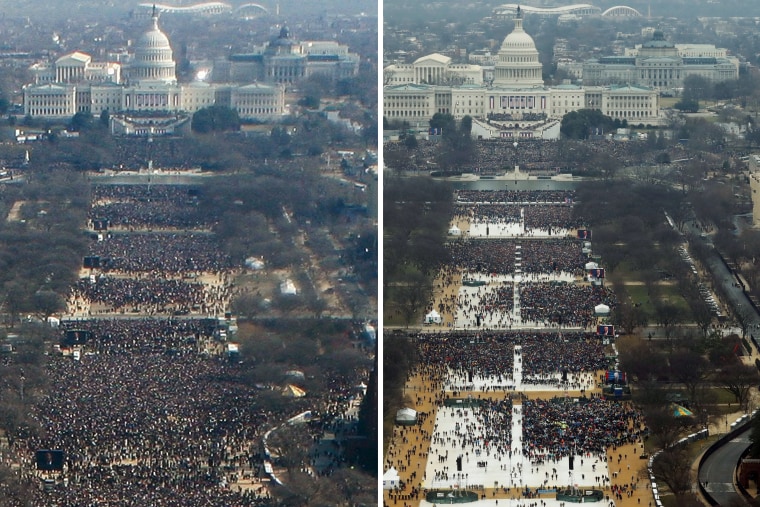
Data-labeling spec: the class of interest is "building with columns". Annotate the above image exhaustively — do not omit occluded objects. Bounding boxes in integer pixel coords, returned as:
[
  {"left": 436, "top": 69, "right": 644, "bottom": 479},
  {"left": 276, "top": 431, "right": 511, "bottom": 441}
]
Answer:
[
  {"left": 385, "top": 54, "right": 483, "bottom": 86},
  {"left": 31, "top": 52, "right": 122, "bottom": 85},
  {"left": 125, "top": 11, "right": 177, "bottom": 85},
  {"left": 212, "top": 26, "right": 360, "bottom": 85},
  {"left": 582, "top": 30, "right": 739, "bottom": 89},
  {"left": 383, "top": 7, "right": 661, "bottom": 133},
  {"left": 492, "top": 12, "right": 543, "bottom": 88},
  {"left": 23, "top": 9, "right": 285, "bottom": 123}
]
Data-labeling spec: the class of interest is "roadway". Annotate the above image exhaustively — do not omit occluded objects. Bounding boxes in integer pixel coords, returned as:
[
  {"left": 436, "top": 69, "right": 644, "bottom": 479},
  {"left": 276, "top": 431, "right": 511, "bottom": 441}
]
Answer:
[
  {"left": 698, "top": 425, "right": 752, "bottom": 506},
  {"left": 685, "top": 220, "right": 760, "bottom": 331},
  {"left": 688, "top": 219, "right": 758, "bottom": 505}
]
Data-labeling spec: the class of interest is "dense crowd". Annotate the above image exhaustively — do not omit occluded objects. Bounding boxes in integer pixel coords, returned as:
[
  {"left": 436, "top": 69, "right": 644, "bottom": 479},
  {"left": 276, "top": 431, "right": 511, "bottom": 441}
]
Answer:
[
  {"left": 519, "top": 282, "right": 616, "bottom": 328},
  {"left": 447, "top": 238, "right": 585, "bottom": 276},
  {"left": 456, "top": 190, "right": 576, "bottom": 204},
  {"left": 523, "top": 204, "right": 585, "bottom": 231},
  {"left": 21, "top": 349, "right": 279, "bottom": 507},
  {"left": 384, "top": 138, "right": 659, "bottom": 173},
  {"left": 58, "top": 318, "right": 218, "bottom": 352},
  {"left": 90, "top": 202, "right": 208, "bottom": 229},
  {"left": 413, "top": 331, "right": 608, "bottom": 380},
  {"left": 520, "top": 334, "right": 608, "bottom": 376},
  {"left": 522, "top": 397, "right": 644, "bottom": 462},
  {"left": 385, "top": 187, "right": 650, "bottom": 505},
  {"left": 89, "top": 232, "right": 233, "bottom": 274},
  {"left": 3, "top": 176, "right": 371, "bottom": 507},
  {"left": 89, "top": 184, "right": 211, "bottom": 229},
  {"left": 519, "top": 239, "right": 585, "bottom": 275},
  {"left": 448, "top": 239, "right": 517, "bottom": 275},
  {"left": 91, "top": 184, "right": 201, "bottom": 202},
  {"left": 70, "top": 276, "right": 220, "bottom": 315}
]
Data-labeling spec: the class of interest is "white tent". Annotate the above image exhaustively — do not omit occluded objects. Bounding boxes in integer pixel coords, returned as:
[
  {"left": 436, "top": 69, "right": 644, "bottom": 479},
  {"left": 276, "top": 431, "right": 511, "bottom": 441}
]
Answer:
[
  {"left": 585, "top": 262, "right": 599, "bottom": 270},
  {"left": 363, "top": 323, "right": 376, "bottom": 342},
  {"left": 448, "top": 225, "right": 461, "bottom": 236},
  {"left": 280, "top": 279, "right": 297, "bottom": 295},
  {"left": 383, "top": 467, "right": 401, "bottom": 490},
  {"left": 395, "top": 407, "right": 418, "bottom": 425},
  {"left": 245, "top": 257, "right": 265, "bottom": 270},
  {"left": 424, "top": 310, "right": 442, "bottom": 324},
  {"left": 595, "top": 304, "right": 611, "bottom": 316},
  {"left": 285, "top": 370, "right": 305, "bottom": 380}
]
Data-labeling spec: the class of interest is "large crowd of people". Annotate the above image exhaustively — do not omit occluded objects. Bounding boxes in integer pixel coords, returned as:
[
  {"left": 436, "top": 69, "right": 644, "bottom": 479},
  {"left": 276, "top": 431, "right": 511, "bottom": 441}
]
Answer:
[
  {"left": 454, "top": 203, "right": 584, "bottom": 232},
  {"left": 456, "top": 190, "right": 576, "bottom": 204},
  {"left": 519, "top": 239, "right": 585, "bottom": 275},
  {"left": 447, "top": 238, "right": 586, "bottom": 276},
  {"left": 69, "top": 276, "right": 218, "bottom": 314},
  {"left": 522, "top": 397, "right": 644, "bottom": 462},
  {"left": 4, "top": 177, "right": 371, "bottom": 507},
  {"left": 519, "top": 282, "right": 616, "bottom": 328},
  {"left": 386, "top": 188, "right": 649, "bottom": 505},
  {"left": 89, "top": 184, "right": 211, "bottom": 229},
  {"left": 413, "top": 331, "right": 609, "bottom": 380},
  {"left": 448, "top": 239, "right": 517, "bottom": 274},
  {"left": 89, "top": 232, "right": 233, "bottom": 274},
  {"left": 520, "top": 334, "right": 608, "bottom": 376},
  {"left": 21, "top": 346, "right": 278, "bottom": 506},
  {"left": 384, "top": 137, "right": 659, "bottom": 174}
]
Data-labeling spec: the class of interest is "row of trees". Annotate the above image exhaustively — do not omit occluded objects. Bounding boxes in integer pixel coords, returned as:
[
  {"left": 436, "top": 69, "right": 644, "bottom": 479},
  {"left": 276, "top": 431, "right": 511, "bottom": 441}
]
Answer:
[
  {"left": 621, "top": 333, "right": 757, "bottom": 502},
  {"left": 26, "top": 111, "right": 370, "bottom": 172},
  {"left": 560, "top": 108, "right": 628, "bottom": 139}
]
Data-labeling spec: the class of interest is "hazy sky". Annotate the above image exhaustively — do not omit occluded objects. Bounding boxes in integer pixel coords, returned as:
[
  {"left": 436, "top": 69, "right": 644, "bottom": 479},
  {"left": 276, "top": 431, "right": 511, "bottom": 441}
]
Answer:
[{"left": 0, "top": 0, "right": 377, "bottom": 21}]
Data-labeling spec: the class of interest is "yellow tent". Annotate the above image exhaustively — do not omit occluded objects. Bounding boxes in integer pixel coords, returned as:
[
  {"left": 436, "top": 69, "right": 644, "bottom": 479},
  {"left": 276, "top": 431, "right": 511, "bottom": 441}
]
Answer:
[{"left": 281, "top": 384, "right": 306, "bottom": 398}]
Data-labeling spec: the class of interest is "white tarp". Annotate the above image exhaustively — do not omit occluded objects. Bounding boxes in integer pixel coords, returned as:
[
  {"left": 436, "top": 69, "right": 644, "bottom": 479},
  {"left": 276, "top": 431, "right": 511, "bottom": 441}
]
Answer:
[
  {"left": 585, "top": 262, "right": 599, "bottom": 270},
  {"left": 448, "top": 225, "right": 461, "bottom": 236}
]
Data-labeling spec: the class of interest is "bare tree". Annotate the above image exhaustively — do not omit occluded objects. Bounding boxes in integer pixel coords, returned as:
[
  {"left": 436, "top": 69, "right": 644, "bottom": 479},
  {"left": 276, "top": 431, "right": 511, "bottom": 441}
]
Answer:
[
  {"left": 651, "top": 447, "right": 693, "bottom": 496},
  {"left": 669, "top": 348, "right": 711, "bottom": 408},
  {"left": 717, "top": 362, "right": 758, "bottom": 411}
]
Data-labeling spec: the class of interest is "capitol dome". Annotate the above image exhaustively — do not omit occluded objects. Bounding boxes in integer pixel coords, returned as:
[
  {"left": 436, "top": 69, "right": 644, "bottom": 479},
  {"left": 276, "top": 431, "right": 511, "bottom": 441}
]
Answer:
[
  {"left": 128, "top": 9, "right": 176, "bottom": 84},
  {"left": 137, "top": 21, "right": 172, "bottom": 52},
  {"left": 500, "top": 24, "right": 537, "bottom": 50},
  {"left": 493, "top": 6, "right": 544, "bottom": 88}
]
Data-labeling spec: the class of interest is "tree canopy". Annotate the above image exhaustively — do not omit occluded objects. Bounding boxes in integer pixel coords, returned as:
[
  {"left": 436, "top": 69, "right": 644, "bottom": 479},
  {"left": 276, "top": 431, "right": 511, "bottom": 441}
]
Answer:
[
  {"left": 560, "top": 109, "right": 619, "bottom": 139},
  {"left": 191, "top": 106, "right": 241, "bottom": 134}
]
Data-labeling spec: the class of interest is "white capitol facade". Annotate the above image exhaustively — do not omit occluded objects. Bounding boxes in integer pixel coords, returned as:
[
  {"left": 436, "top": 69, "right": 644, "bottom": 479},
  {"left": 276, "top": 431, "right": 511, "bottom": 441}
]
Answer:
[
  {"left": 384, "top": 9, "right": 661, "bottom": 137},
  {"left": 23, "top": 10, "right": 286, "bottom": 122}
]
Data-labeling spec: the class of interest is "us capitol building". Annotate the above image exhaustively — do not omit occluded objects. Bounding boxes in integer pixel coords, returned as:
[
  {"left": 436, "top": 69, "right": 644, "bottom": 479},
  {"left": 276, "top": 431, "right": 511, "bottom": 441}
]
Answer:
[
  {"left": 22, "top": 9, "right": 356, "bottom": 127},
  {"left": 384, "top": 7, "right": 661, "bottom": 139}
]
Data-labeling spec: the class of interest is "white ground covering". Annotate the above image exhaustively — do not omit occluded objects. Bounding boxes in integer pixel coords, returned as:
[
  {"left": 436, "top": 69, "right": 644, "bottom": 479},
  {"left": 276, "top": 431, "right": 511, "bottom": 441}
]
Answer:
[
  {"left": 425, "top": 347, "right": 611, "bottom": 501},
  {"left": 454, "top": 272, "right": 577, "bottom": 330},
  {"left": 468, "top": 222, "right": 569, "bottom": 239}
]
